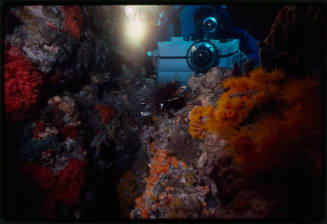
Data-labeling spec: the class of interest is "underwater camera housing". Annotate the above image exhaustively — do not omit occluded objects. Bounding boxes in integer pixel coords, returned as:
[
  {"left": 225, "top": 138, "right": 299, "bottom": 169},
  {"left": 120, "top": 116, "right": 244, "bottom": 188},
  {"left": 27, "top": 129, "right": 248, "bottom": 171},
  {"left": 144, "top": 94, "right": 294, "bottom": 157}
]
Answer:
[{"left": 149, "top": 15, "right": 246, "bottom": 84}]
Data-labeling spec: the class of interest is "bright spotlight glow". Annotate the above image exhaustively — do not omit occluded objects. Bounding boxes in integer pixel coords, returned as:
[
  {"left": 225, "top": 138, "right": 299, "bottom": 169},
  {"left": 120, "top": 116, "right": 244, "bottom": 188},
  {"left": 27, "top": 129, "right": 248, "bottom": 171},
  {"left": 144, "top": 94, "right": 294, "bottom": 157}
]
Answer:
[
  {"left": 126, "top": 19, "right": 146, "bottom": 43},
  {"left": 125, "top": 6, "right": 136, "bottom": 20}
]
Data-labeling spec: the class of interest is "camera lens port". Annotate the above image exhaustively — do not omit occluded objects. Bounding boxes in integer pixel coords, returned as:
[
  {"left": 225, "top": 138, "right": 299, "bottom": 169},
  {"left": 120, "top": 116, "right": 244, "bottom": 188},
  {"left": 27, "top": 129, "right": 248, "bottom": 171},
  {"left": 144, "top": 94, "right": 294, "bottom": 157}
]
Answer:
[
  {"left": 186, "top": 40, "right": 218, "bottom": 73},
  {"left": 202, "top": 17, "right": 218, "bottom": 34}
]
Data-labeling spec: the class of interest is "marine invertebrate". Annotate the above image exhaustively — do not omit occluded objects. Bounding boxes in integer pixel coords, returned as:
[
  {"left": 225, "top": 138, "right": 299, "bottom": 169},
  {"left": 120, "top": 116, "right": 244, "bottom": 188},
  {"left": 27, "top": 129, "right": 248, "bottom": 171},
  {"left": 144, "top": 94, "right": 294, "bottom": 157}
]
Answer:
[
  {"left": 231, "top": 77, "right": 323, "bottom": 174},
  {"left": 95, "top": 105, "right": 116, "bottom": 124},
  {"left": 33, "top": 121, "right": 47, "bottom": 139},
  {"left": 117, "top": 169, "right": 141, "bottom": 217},
  {"left": 131, "top": 149, "right": 213, "bottom": 219},
  {"left": 49, "top": 73, "right": 62, "bottom": 84},
  {"left": 4, "top": 46, "right": 43, "bottom": 122},
  {"left": 189, "top": 67, "right": 286, "bottom": 139},
  {"left": 189, "top": 67, "right": 322, "bottom": 176},
  {"left": 21, "top": 162, "right": 56, "bottom": 191},
  {"left": 187, "top": 67, "right": 232, "bottom": 106},
  {"left": 188, "top": 105, "right": 215, "bottom": 139},
  {"left": 53, "top": 158, "right": 88, "bottom": 206},
  {"left": 17, "top": 90, "right": 87, "bottom": 218},
  {"left": 152, "top": 82, "right": 187, "bottom": 114},
  {"left": 21, "top": 157, "right": 88, "bottom": 218},
  {"left": 61, "top": 6, "right": 83, "bottom": 39},
  {"left": 60, "top": 125, "right": 78, "bottom": 141},
  {"left": 43, "top": 95, "right": 81, "bottom": 129}
]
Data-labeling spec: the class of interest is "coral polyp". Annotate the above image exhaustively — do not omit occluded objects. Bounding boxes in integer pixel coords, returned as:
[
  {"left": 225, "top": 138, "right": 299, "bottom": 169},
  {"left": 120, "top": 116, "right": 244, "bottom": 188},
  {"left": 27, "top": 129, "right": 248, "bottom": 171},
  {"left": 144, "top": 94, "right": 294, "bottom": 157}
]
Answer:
[{"left": 188, "top": 67, "right": 322, "bottom": 175}]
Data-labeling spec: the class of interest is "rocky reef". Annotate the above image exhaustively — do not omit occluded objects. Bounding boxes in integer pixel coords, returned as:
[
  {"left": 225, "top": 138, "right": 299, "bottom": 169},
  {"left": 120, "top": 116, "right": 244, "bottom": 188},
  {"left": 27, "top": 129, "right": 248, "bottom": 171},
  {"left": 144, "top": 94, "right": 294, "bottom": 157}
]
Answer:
[{"left": 3, "top": 4, "right": 324, "bottom": 221}]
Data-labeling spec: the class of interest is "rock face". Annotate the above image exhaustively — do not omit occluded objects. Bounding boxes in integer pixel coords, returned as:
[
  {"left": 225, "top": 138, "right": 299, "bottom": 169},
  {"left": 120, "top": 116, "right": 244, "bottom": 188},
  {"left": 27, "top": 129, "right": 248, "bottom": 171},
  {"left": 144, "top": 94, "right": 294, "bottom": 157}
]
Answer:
[
  {"left": 258, "top": 4, "right": 325, "bottom": 76},
  {"left": 4, "top": 5, "right": 155, "bottom": 220}
]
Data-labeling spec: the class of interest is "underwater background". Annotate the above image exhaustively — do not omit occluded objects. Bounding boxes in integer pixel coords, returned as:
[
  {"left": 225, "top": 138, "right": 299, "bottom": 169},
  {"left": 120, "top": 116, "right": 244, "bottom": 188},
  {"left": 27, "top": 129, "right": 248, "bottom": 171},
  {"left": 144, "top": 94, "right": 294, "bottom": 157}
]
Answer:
[{"left": 2, "top": 4, "right": 325, "bottom": 220}]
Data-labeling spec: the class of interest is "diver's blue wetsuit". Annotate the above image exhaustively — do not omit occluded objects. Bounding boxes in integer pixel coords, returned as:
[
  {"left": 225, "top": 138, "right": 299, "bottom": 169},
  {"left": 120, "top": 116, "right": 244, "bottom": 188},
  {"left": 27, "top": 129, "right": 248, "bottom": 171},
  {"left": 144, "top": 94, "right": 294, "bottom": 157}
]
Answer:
[{"left": 155, "top": 5, "right": 260, "bottom": 67}]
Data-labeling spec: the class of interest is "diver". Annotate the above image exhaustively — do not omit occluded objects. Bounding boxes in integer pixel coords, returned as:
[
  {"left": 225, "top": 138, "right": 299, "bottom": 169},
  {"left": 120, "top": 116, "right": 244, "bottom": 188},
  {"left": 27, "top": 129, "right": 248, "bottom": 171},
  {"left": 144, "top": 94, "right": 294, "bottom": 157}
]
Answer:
[{"left": 153, "top": 5, "right": 260, "bottom": 67}]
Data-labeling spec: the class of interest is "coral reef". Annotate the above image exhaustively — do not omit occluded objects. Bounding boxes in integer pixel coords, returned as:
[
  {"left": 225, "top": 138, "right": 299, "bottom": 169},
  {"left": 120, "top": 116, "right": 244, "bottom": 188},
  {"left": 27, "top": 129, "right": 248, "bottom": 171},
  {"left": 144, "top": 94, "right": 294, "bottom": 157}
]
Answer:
[
  {"left": 231, "top": 92, "right": 322, "bottom": 175},
  {"left": 152, "top": 82, "right": 186, "bottom": 114},
  {"left": 3, "top": 4, "right": 324, "bottom": 221},
  {"left": 95, "top": 105, "right": 116, "bottom": 124},
  {"left": 4, "top": 45, "right": 43, "bottom": 122},
  {"left": 188, "top": 105, "right": 215, "bottom": 139},
  {"left": 187, "top": 67, "right": 232, "bottom": 106},
  {"left": 140, "top": 108, "right": 201, "bottom": 167},
  {"left": 130, "top": 149, "right": 214, "bottom": 219},
  {"left": 117, "top": 169, "right": 142, "bottom": 217},
  {"left": 189, "top": 68, "right": 286, "bottom": 139},
  {"left": 187, "top": 67, "right": 323, "bottom": 218},
  {"left": 61, "top": 6, "right": 83, "bottom": 39},
  {"left": 189, "top": 67, "right": 322, "bottom": 176},
  {"left": 21, "top": 158, "right": 88, "bottom": 218},
  {"left": 131, "top": 68, "right": 237, "bottom": 219},
  {"left": 16, "top": 95, "right": 87, "bottom": 218}
]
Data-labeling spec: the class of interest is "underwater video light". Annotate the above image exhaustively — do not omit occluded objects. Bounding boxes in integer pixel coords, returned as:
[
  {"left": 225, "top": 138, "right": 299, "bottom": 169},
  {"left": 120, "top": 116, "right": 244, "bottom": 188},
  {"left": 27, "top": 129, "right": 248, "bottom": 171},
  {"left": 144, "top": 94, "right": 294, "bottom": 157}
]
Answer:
[
  {"left": 124, "top": 6, "right": 147, "bottom": 44},
  {"left": 202, "top": 17, "right": 218, "bottom": 34},
  {"left": 126, "top": 19, "right": 146, "bottom": 43}
]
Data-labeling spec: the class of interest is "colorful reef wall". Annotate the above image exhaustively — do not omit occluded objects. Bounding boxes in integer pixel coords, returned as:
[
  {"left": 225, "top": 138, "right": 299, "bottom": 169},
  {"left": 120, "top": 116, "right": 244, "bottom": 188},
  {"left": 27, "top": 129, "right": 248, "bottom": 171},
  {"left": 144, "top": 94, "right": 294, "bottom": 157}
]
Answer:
[{"left": 3, "top": 4, "right": 324, "bottom": 221}]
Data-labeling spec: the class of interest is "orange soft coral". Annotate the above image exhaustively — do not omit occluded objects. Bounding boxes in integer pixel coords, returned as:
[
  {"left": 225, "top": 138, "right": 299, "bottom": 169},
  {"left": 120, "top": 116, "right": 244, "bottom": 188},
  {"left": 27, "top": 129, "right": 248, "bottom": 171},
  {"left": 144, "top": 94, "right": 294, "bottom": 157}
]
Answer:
[
  {"left": 188, "top": 68, "right": 322, "bottom": 175},
  {"left": 188, "top": 105, "right": 215, "bottom": 139},
  {"left": 189, "top": 67, "right": 286, "bottom": 139},
  {"left": 233, "top": 92, "right": 322, "bottom": 175}
]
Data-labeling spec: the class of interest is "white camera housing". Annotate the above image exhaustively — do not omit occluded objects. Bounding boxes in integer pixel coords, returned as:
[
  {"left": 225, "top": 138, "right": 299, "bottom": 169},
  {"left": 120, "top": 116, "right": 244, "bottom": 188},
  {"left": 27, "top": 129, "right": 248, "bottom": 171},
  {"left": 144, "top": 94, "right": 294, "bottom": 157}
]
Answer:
[{"left": 149, "top": 37, "right": 242, "bottom": 84}]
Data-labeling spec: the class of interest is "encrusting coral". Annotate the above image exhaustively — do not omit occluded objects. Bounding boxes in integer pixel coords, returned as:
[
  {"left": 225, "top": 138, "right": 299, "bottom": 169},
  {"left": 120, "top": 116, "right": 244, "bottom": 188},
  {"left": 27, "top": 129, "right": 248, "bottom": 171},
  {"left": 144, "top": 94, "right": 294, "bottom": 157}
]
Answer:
[{"left": 130, "top": 149, "right": 213, "bottom": 219}]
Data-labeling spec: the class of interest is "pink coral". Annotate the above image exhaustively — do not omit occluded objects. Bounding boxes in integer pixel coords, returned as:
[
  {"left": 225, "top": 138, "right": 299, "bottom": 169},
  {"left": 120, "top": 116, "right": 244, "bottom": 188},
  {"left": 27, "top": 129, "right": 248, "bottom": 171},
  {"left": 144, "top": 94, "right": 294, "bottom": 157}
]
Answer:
[{"left": 4, "top": 46, "right": 43, "bottom": 122}]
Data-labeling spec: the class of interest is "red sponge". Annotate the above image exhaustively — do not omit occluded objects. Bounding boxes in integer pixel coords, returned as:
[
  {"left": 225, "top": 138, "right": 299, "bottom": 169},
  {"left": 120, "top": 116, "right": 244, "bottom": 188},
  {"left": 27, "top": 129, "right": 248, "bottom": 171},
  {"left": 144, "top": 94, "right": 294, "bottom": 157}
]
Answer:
[
  {"left": 4, "top": 47, "right": 43, "bottom": 122},
  {"left": 95, "top": 105, "right": 116, "bottom": 124},
  {"left": 21, "top": 157, "right": 88, "bottom": 218},
  {"left": 62, "top": 6, "right": 83, "bottom": 39}
]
